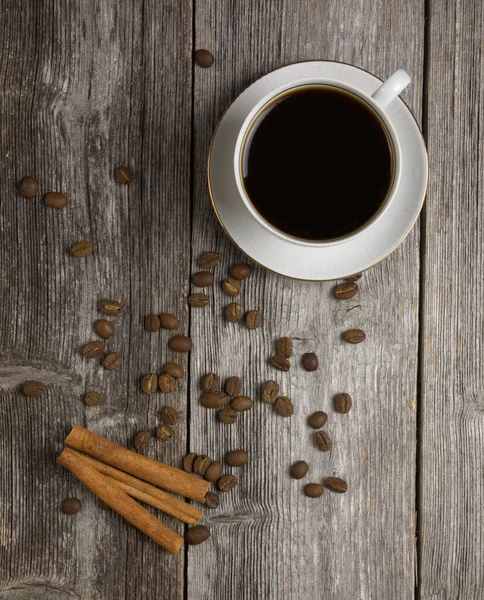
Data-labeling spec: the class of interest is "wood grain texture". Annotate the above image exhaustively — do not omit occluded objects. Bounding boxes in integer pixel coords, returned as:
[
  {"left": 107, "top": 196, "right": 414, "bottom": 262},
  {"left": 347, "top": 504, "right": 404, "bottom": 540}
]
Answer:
[
  {"left": 189, "top": 1, "right": 423, "bottom": 599},
  {"left": 420, "top": 1, "right": 484, "bottom": 598},
  {"left": 0, "top": 1, "right": 192, "bottom": 598}
]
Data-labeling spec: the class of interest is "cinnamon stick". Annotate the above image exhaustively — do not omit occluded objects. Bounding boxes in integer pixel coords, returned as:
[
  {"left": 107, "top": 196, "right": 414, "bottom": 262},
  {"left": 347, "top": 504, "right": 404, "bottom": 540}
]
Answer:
[
  {"left": 58, "top": 448, "right": 184, "bottom": 555},
  {"left": 64, "top": 426, "right": 209, "bottom": 502},
  {"left": 70, "top": 449, "right": 202, "bottom": 525}
]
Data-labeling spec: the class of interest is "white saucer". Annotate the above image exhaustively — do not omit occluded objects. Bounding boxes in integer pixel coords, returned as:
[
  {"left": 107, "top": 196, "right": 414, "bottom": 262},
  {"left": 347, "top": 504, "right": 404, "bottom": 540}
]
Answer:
[{"left": 208, "top": 61, "right": 428, "bottom": 281}]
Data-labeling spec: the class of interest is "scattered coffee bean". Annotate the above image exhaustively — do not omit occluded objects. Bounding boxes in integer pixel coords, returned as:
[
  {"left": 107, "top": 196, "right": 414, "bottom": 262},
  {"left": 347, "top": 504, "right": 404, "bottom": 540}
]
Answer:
[
  {"left": 185, "top": 525, "right": 211, "bottom": 545},
  {"left": 218, "top": 407, "right": 237, "bottom": 424},
  {"left": 161, "top": 406, "right": 179, "bottom": 425},
  {"left": 83, "top": 391, "right": 103, "bottom": 406},
  {"left": 134, "top": 431, "right": 151, "bottom": 451},
  {"left": 204, "top": 461, "right": 223, "bottom": 482},
  {"left": 160, "top": 313, "right": 179, "bottom": 330},
  {"left": 19, "top": 176, "right": 39, "bottom": 198},
  {"left": 163, "top": 362, "right": 184, "bottom": 379},
  {"left": 222, "top": 278, "right": 241, "bottom": 297},
  {"left": 158, "top": 374, "right": 176, "bottom": 393},
  {"left": 156, "top": 424, "right": 174, "bottom": 441},
  {"left": 302, "top": 352, "right": 318, "bottom": 372},
  {"left": 275, "top": 396, "right": 294, "bottom": 417},
  {"left": 201, "top": 392, "right": 229, "bottom": 409},
  {"left": 343, "top": 329, "right": 366, "bottom": 344},
  {"left": 62, "top": 498, "right": 82, "bottom": 514},
  {"left": 225, "top": 376, "right": 242, "bottom": 397},
  {"left": 226, "top": 450, "right": 248, "bottom": 467},
  {"left": 245, "top": 310, "right": 262, "bottom": 330},
  {"left": 103, "top": 352, "right": 122, "bottom": 370},
  {"left": 315, "top": 430, "right": 332, "bottom": 452},
  {"left": 230, "top": 396, "right": 252, "bottom": 412},
  {"left": 218, "top": 474, "right": 238, "bottom": 492},
  {"left": 192, "top": 271, "right": 214, "bottom": 287},
  {"left": 101, "top": 299, "right": 122, "bottom": 317},
  {"left": 309, "top": 411, "right": 327, "bottom": 429},
  {"left": 201, "top": 373, "right": 220, "bottom": 392},
  {"left": 334, "top": 393, "right": 352, "bottom": 414},
  {"left": 169, "top": 335, "right": 192, "bottom": 352},
  {"left": 345, "top": 273, "right": 362, "bottom": 281},
  {"left": 304, "top": 483, "right": 324, "bottom": 498},
  {"left": 99, "top": 500, "right": 110, "bottom": 510},
  {"left": 183, "top": 452, "right": 197, "bottom": 473},
  {"left": 22, "top": 380, "right": 45, "bottom": 398},
  {"left": 225, "top": 302, "right": 242, "bottom": 322},
  {"left": 82, "top": 340, "right": 106, "bottom": 359},
  {"left": 193, "top": 455, "right": 212, "bottom": 476},
  {"left": 290, "top": 461, "right": 309, "bottom": 480},
  {"left": 71, "top": 240, "right": 93, "bottom": 257},
  {"left": 230, "top": 264, "right": 252, "bottom": 280},
  {"left": 271, "top": 354, "right": 290, "bottom": 371},
  {"left": 94, "top": 319, "right": 114, "bottom": 339},
  {"left": 188, "top": 293, "right": 209, "bottom": 307},
  {"left": 325, "top": 477, "right": 348, "bottom": 493},
  {"left": 44, "top": 192, "right": 67, "bottom": 209},
  {"left": 141, "top": 373, "right": 158, "bottom": 394},
  {"left": 334, "top": 281, "right": 359, "bottom": 299},
  {"left": 194, "top": 49, "right": 214, "bottom": 68},
  {"left": 199, "top": 251, "right": 219, "bottom": 268},
  {"left": 276, "top": 337, "right": 293, "bottom": 358},
  {"left": 204, "top": 491, "right": 220, "bottom": 509},
  {"left": 114, "top": 166, "right": 133, "bottom": 184},
  {"left": 262, "top": 380, "right": 279, "bottom": 404},
  {"left": 144, "top": 314, "right": 160, "bottom": 332}
]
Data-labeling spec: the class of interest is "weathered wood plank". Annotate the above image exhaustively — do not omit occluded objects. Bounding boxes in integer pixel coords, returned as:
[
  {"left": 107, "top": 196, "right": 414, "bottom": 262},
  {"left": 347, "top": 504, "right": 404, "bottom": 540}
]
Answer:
[
  {"left": 0, "top": 1, "right": 192, "bottom": 599},
  {"left": 420, "top": 1, "right": 484, "bottom": 598},
  {"left": 189, "top": 1, "right": 424, "bottom": 599}
]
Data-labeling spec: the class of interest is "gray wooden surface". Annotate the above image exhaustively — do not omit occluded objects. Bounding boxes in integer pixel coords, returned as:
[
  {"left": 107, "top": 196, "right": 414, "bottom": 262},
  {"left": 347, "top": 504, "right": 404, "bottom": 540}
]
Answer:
[{"left": 0, "top": 1, "right": 481, "bottom": 599}]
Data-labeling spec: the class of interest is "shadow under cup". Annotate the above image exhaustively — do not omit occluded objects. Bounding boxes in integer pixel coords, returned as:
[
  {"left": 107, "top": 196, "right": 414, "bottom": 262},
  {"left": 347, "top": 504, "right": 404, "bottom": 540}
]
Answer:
[{"left": 240, "top": 84, "right": 397, "bottom": 243}]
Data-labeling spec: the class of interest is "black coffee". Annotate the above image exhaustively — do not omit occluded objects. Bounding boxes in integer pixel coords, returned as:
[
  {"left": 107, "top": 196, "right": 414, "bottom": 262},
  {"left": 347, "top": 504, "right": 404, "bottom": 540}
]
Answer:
[{"left": 242, "top": 86, "right": 393, "bottom": 241}]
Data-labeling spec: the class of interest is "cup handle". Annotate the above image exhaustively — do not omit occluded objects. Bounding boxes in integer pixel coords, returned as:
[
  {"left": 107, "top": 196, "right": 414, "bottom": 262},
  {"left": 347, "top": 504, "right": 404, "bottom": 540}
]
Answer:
[{"left": 371, "top": 69, "right": 411, "bottom": 109}]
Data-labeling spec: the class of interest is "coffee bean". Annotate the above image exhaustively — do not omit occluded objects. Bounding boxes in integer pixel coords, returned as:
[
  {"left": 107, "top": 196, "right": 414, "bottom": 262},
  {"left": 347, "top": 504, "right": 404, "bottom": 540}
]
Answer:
[
  {"left": 169, "top": 335, "right": 192, "bottom": 352},
  {"left": 218, "top": 474, "right": 237, "bottom": 492},
  {"left": 99, "top": 500, "right": 110, "bottom": 510},
  {"left": 225, "top": 376, "right": 242, "bottom": 397},
  {"left": 276, "top": 337, "right": 293, "bottom": 358},
  {"left": 275, "top": 396, "right": 294, "bottom": 417},
  {"left": 62, "top": 498, "right": 82, "bottom": 514},
  {"left": 290, "top": 461, "right": 309, "bottom": 480},
  {"left": 199, "top": 251, "right": 219, "bottom": 268},
  {"left": 160, "top": 313, "right": 179, "bottom": 330},
  {"left": 315, "top": 430, "right": 332, "bottom": 452},
  {"left": 101, "top": 299, "right": 122, "bottom": 317},
  {"left": 44, "top": 192, "right": 67, "bottom": 209},
  {"left": 103, "top": 352, "right": 122, "bottom": 371},
  {"left": 192, "top": 271, "right": 214, "bottom": 287},
  {"left": 334, "top": 281, "right": 359, "bottom": 299},
  {"left": 309, "top": 411, "right": 327, "bottom": 429},
  {"left": 158, "top": 374, "right": 176, "bottom": 393},
  {"left": 194, "top": 49, "right": 214, "bottom": 68},
  {"left": 183, "top": 452, "right": 197, "bottom": 473},
  {"left": 334, "top": 393, "right": 352, "bottom": 414},
  {"left": 271, "top": 354, "right": 290, "bottom": 371},
  {"left": 304, "top": 483, "right": 323, "bottom": 498},
  {"left": 134, "top": 431, "right": 151, "bottom": 451},
  {"left": 156, "top": 424, "right": 174, "bottom": 441},
  {"left": 185, "top": 525, "right": 211, "bottom": 545},
  {"left": 188, "top": 293, "right": 209, "bottom": 307},
  {"left": 204, "top": 491, "right": 219, "bottom": 509},
  {"left": 201, "top": 373, "right": 220, "bottom": 392},
  {"left": 325, "top": 477, "right": 348, "bottom": 493},
  {"left": 161, "top": 406, "right": 179, "bottom": 425},
  {"left": 83, "top": 340, "right": 106, "bottom": 359},
  {"left": 163, "top": 362, "right": 184, "bottom": 379},
  {"left": 71, "top": 240, "right": 93, "bottom": 257},
  {"left": 141, "top": 373, "right": 158, "bottom": 394},
  {"left": 343, "top": 329, "right": 366, "bottom": 344},
  {"left": 83, "top": 391, "right": 103, "bottom": 406},
  {"left": 230, "top": 396, "right": 252, "bottom": 411},
  {"left": 114, "top": 166, "right": 133, "bottom": 184},
  {"left": 226, "top": 450, "right": 248, "bottom": 467},
  {"left": 262, "top": 380, "right": 279, "bottom": 404},
  {"left": 230, "top": 264, "right": 252, "bottom": 280},
  {"left": 302, "top": 352, "right": 318, "bottom": 372},
  {"left": 19, "top": 176, "right": 39, "bottom": 198},
  {"left": 218, "top": 407, "right": 237, "bottom": 424},
  {"left": 94, "top": 319, "right": 114, "bottom": 339},
  {"left": 222, "top": 277, "right": 241, "bottom": 297},
  {"left": 225, "top": 302, "right": 242, "bottom": 322},
  {"left": 345, "top": 273, "right": 362, "bottom": 281},
  {"left": 204, "top": 461, "right": 223, "bottom": 482},
  {"left": 201, "top": 392, "right": 228, "bottom": 409},
  {"left": 245, "top": 310, "right": 262, "bottom": 330},
  {"left": 144, "top": 314, "right": 160, "bottom": 332},
  {"left": 22, "top": 380, "right": 45, "bottom": 398},
  {"left": 193, "top": 455, "right": 212, "bottom": 476}
]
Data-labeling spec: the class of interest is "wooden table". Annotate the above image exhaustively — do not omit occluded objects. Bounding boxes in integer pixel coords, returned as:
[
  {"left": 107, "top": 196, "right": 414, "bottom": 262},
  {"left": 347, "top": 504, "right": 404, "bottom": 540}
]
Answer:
[{"left": 0, "top": 1, "right": 481, "bottom": 598}]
